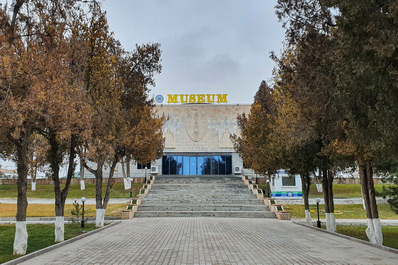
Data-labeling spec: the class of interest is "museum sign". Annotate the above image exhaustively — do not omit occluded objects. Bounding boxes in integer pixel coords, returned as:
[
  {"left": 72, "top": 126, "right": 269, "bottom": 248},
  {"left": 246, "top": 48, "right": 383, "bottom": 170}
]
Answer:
[{"left": 155, "top": 94, "right": 228, "bottom": 104}]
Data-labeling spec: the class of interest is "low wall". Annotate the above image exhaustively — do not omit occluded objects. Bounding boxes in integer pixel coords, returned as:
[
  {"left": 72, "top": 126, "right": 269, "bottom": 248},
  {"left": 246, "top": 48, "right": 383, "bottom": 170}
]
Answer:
[{"left": 0, "top": 177, "right": 146, "bottom": 185}]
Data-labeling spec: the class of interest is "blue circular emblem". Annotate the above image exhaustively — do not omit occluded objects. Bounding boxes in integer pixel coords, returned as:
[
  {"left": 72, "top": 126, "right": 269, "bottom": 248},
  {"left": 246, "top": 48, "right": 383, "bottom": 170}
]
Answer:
[
  {"left": 287, "top": 192, "right": 293, "bottom": 197},
  {"left": 155, "top": 94, "right": 164, "bottom": 103}
]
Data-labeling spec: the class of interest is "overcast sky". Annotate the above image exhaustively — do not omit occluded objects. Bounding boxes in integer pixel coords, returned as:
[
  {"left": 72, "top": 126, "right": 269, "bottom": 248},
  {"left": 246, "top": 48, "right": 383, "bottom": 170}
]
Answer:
[{"left": 102, "top": 0, "right": 285, "bottom": 104}]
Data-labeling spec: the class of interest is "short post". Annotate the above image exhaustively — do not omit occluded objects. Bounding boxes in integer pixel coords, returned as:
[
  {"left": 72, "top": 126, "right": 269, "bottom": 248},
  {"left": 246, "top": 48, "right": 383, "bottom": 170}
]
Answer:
[
  {"left": 316, "top": 198, "right": 321, "bottom": 228},
  {"left": 81, "top": 197, "right": 86, "bottom": 228},
  {"left": 145, "top": 166, "right": 148, "bottom": 183}
]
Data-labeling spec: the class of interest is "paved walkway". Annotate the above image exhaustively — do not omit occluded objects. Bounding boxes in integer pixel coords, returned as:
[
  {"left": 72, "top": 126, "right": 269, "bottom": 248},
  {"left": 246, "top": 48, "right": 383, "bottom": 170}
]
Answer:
[{"left": 14, "top": 218, "right": 398, "bottom": 265}]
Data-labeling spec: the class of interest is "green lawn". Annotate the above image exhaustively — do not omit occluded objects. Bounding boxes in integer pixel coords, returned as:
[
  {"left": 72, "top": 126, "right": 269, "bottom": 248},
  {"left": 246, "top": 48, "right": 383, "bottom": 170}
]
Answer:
[
  {"left": 0, "top": 183, "right": 143, "bottom": 199},
  {"left": 0, "top": 203, "right": 127, "bottom": 218},
  {"left": 336, "top": 225, "right": 398, "bottom": 250},
  {"left": 0, "top": 223, "right": 97, "bottom": 263},
  {"left": 257, "top": 183, "right": 392, "bottom": 198},
  {"left": 285, "top": 204, "right": 398, "bottom": 219},
  {"left": 308, "top": 184, "right": 389, "bottom": 198}
]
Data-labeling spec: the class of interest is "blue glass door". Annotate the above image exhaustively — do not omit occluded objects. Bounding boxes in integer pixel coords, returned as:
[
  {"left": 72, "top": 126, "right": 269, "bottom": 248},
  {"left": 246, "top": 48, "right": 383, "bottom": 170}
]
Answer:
[
  {"left": 197, "top": 157, "right": 204, "bottom": 175},
  {"left": 183, "top": 156, "right": 190, "bottom": 175},
  {"left": 162, "top": 155, "right": 233, "bottom": 175},
  {"left": 189, "top": 156, "right": 197, "bottom": 175}
]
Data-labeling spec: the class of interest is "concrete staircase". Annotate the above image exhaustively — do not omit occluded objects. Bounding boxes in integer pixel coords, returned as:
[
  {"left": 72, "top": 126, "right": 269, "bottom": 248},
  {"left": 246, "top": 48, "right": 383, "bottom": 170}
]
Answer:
[{"left": 135, "top": 176, "right": 275, "bottom": 218}]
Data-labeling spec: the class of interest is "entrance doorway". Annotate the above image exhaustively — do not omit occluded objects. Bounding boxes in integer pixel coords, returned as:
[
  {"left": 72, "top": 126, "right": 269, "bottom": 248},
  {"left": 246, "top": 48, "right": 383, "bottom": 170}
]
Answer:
[{"left": 162, "top": 155, "right": 232, "bottom": 175}]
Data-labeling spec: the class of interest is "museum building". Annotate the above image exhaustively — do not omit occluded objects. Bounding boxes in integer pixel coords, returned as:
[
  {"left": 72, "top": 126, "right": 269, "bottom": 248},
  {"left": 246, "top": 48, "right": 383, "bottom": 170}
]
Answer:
[
  {"left": 155, "top": 102, "right": 250, "bottom": 176},
  {"left": 82, "top": 94, "right": 304, "bottom": 197},
  {"left": 83, "top": 94, "right": 253, "bottom": 178}
]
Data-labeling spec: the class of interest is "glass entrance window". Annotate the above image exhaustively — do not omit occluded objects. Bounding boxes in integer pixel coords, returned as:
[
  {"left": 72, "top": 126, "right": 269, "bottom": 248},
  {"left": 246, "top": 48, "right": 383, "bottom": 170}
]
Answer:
[
  {"left": 183, "top": 156, "right": 190, "bottom": 175},
  {"left": 189, "top": 156, "right": 197, "bottom": 175},
  {"left": 162, "top": 155, "right": 232, "bottom": 175},
  {"left": 197, "top": 157, "right": 204, "bottom": 175}
]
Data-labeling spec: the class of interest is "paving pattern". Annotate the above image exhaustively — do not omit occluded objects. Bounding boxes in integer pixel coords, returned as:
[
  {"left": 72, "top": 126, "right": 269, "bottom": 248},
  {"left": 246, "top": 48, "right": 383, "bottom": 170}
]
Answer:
[{"left": 18, "top": 218, "right": 397, "bottom": 265}]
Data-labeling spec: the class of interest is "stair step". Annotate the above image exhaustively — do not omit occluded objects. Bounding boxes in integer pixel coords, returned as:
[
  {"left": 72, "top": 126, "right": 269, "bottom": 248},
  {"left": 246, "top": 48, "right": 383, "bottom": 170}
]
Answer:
[
  {"left": 141, "top": 198, "right": 264, "bottom": 203},
  {"left": 135, "top": 211, "right": 276, "bottom": 218},
  {"left": 138, "top": 206, "right": 268, "bottom": 211},
  {"left": 135, "top": 175, "right": 274, "bottom": 219}
]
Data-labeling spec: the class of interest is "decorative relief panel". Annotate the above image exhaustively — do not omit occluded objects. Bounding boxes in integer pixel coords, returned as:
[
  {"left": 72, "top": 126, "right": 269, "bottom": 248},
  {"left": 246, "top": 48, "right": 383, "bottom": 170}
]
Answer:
[
  {"left": 164, "top": 129, "right": 175, "bottom": 148},
  {"left": 185, "top": 111, "right": 207, "bottom": 142},
  {"left": 219, "top": 128, "right": 233, "bottom": 148}
]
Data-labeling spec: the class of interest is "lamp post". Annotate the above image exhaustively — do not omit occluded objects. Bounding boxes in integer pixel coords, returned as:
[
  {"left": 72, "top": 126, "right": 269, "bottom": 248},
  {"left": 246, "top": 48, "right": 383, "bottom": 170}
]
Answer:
[
  {"left": 81, "top": 197, "right": 86, "bottom": 228},
  {"left": 316, "top": 198, "right": 321, "bottom": 228}
]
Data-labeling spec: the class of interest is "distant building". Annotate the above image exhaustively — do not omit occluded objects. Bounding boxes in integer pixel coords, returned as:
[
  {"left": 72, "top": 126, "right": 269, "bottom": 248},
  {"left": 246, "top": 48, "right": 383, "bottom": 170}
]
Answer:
[{"left": 0, "top": 168, "right": 18, "bottom": 179}]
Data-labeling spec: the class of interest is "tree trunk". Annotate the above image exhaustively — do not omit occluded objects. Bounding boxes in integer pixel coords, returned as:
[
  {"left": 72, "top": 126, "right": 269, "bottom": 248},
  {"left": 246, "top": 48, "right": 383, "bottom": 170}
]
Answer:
[
  {"left": 13, "top": 139, "right": 29, "bottom": 255},
  {"left": 32, "top": 165, "right": 37, "bottom": 191},
  {"left": 122, "top": 157, "right": 130, "bottom": 190},
  {"left": 121, "top": 158, "right": 126, "bottom": 178},
  {"left": 93, "top": 156, "right": 121, "bottom": 227},
  {"left": 316, "top": 170, "right": 323, "bottom": 192},
  {"left": 95, "top": 165, "right": 104, "bottom": 209},
  {"left": 93, "top": 163, "right": 104, "bottom": 227},
  {"left": 80, "top": 155, "right": 85, "bottom": 190},
  {"left": 327, "top": 169, "right": 336, "bottom": 232},
  {"left": 359, "top": 159, "right": 383, "bottom": 245},
  {"left": 83, "top": 160, "right": 105, "bottom": 227},
  {"left": 301, "top": 174, "right": 312, "bottom": 226},
  {"left": 103, "top": 158, "right": 119, "bottom": 209},
  {"left": 126, "top": 157, "right": 131, "bottom": 178},
  {"left": 321, "top": 158, "right": 336, "bottom": 232},
  {"left": 50, "top": 133, "right": 77, "bottom": 242},
  {"left": 48, "top": 131, "right": 63, "bottom": 242}
]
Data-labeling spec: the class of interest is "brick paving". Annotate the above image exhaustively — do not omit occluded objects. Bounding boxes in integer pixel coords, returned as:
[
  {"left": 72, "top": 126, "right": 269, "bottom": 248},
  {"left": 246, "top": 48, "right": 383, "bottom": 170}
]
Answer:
[{"left": 18, "top": 218, "right": 397, "bottom": 265}]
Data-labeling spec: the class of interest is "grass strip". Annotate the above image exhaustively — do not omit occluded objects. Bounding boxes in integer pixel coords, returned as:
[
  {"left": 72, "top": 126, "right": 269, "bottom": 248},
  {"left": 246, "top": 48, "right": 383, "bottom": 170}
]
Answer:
[
  {"left": 336, "top": 225, "right": 398, "bottom": 250},
  {"left": 0, "top": 203, "right": 126, "bottom": 218},
  {"left": 284, "top": 204, "right": 398, "bottom": 219},
  {"left": 257, "top": 184, "right": 392, "bottom": 198},
  {"left": 0, "top": 223, "right": 97, "bottom": 264},
  {"left": 0, "top": 183, "right": 143, "bottom": 199}
]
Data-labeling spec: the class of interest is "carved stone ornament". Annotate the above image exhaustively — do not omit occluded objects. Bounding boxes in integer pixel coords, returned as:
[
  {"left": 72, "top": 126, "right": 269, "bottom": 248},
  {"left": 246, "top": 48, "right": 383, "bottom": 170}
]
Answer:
[
  {"left": 219, "top": 128, "right": 233, "bottom": 148},
  {"left": 185, "top": 111, "right": 207, "bottom": 142},
  {"left": 164, "top": 129, "right": 175, "bottom": 148}
]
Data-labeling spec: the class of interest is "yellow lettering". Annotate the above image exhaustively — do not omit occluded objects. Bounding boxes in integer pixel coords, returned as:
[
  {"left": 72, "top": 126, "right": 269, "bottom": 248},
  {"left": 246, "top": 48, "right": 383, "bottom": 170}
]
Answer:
[
  {"left": 206, "top": 94, "right": 215, "bottom": 103},
  {"left": 180, "top": 94, "right": 188, "bottom": 103},
  {"left": 197, "top": 94, "right": 205, "bottom": 103},
  {"left": 167, "top": 94, "right": 178, "bottom": 103},
  {"left": 167, "top": 93, "right": 228, "bottom": 104},
  {"left": 216, "top": 94, "right": 228, "bottom": 103}
]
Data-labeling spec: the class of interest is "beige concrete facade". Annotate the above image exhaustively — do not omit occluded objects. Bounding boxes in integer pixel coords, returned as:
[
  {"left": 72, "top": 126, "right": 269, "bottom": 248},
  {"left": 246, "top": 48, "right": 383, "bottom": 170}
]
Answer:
[
  {"left": 84, "top": 103, "right": 251, "bottom": 178},
  {"left": 153, "top": 103, "right": 251, "bottom": 175},
  {"left": 157, "top": 104, "right": 250, "bottom": 153}
]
